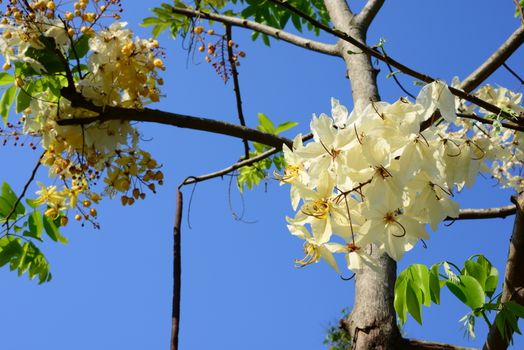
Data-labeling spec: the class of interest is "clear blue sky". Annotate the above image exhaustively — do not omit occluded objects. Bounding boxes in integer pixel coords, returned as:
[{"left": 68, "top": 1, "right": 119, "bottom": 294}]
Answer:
[{"left": 1, "top": 1, "right": 523, "bottom": 349}]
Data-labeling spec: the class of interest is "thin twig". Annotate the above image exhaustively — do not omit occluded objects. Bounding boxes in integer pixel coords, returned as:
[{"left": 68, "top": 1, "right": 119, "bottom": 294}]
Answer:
[
  {"left": 170, "top": 7, "right": 340, "bottom": 57},
  {"left": 503, "top": 62, "right": 524, "bottom": 85},
  {"left": 181, "top": 133, "right": 313, "bottom": 186},
  {"left": 380, "top": 47, "right": 415, "bottom": 99},
  {"left": 226, "top": 25, "right": 250, "bottom": 159},
  {"left": 460, "top": 25, "right": 524, "bottom": 92},
  {"left": 445, "top": 205, "right": 516, "bottom": 221},
  {"left": 267, "top": 0, "right": 516, "bottom": 119},
  {"left": 2, "top": 152, "right": 44, "bottom": 229},
  {"left": 457, "top": 113, "right": 524, "bottom": 133}
]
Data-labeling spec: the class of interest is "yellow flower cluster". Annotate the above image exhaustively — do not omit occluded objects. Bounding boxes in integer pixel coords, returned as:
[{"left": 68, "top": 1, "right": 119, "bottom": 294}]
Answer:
[{"left": 0, "top": 0, "right": 165, "bottom": 225}]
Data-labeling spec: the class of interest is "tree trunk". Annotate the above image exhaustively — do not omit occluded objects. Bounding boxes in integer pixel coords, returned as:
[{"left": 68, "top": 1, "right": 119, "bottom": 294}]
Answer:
[
  {"left": 324, "top": 1, "right": 401, "bottom": 348},
  {"left": 483, "top": 193, "right": 524, "bottom": 350}
]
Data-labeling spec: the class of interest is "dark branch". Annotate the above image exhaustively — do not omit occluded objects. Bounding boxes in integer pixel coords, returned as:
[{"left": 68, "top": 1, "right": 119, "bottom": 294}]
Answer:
[
  {"left": 56, "top": 90, "right": 292, "bottom": 150},
  {"left": 268, "top": 0, "right": 515, "bottom": 119},
  {"left": 355, "top": 0, "right": 385, "bottom": 29},
  {"left": 170, "top": 190, "right": 183, "bottom": 350},
  {"left": 170, "top": 7, "right": 340, "bottom": 57},
  {"left": 460, "top": 25, "right": 524, "bottom": 93},
  {"left": 181, "top": 133, "right": 313, "bottom": 186},
  {"left": 445, "top": 205, "right": 516, "bottom": 221},
  {"left": 2, "top": 152, "right": 44, "bottom": 228},
  {"left": 225, "top": 25, "right": 250, "bottom": 159},
  {"left": 483, "top": 194, "right": 524, "bottom": 350},
  {"left": 456, "top": 113, "right": 524, "bottom": 133},
  {"left": 503, "top": 62, "right": 524, "bottom": 85}
]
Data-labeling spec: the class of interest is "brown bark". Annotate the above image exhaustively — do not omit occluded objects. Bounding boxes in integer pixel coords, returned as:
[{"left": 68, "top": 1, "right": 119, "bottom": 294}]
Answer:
[
  {"left": 323, "top": 1, "right": 401, "bottom": 348},
  {"left": 483, "top": 193, "right": 524, "bottom": 350}
]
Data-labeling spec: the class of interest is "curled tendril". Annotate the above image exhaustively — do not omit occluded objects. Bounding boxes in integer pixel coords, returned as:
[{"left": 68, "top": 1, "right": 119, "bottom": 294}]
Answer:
[
  {"left": 444, "top": 219, "right": 456, "bottom": 227},
  {"left": 466, "top": 140, "right": 486, "bottom": 160},
  {"left": 385, "top": 212, "right": 406, "bottom": 238},
  {"left": 418, "top": 133, "right": 430, "bottom": 147},
  {"left": 430, "top": 181, "right": 453, "bottom": 199},
  {"left": 340, "top": 272, "right": 356, "bottom": 281},
  {"left": 442, "top": 137, "right": 462, "bottom": 157},
  {"left": 370, "top": 101, "right": 385, "bottom": 120},
  {"left": 354, "top": 124, "right": 363, "bottom": 145}
]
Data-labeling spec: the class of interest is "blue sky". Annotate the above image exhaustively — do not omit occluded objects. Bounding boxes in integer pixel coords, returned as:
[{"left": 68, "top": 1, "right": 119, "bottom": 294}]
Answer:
[{"left": 1, "top": 1, "right": 523, "bottom": 349}]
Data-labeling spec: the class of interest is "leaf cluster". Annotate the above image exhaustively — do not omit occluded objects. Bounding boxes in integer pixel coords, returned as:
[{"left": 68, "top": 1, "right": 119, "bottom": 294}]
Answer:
[
  {"left": 394, "top": 255, "right": 524, "bottom": 341},
  {"left": 0, "top": 182, "right": 68, "bottom": 284}
]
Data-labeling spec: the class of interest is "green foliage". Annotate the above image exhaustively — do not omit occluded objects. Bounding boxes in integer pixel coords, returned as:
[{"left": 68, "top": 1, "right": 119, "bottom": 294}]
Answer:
[
  {"left": 515, "top": 0, "right": 524, "bottom": 18},
  {"left": 142, "top": 2, "right": 191, "bottom": 38},
  {"left": 323, "top": 308, "right": 352, "bottom": 350},
  {"left": 395, "top": 263, "right": 441, "bottom": 325},
  {"left": 236, "top": 113, "right": 297, "bottom": 192},
  {"left": 232, "top": 0, "right": 330, "bottom": 44},
  {"left": 0, "top": 182, "right": 69, "bottom": 283},
  {"left": 395, "top": 256, "right": 496, "bottom": 326},
  {"left": 0, "top": 85, "right": 16, "bottom": 124},
  {"left": 495, "top": 301, "right": 524, "bottom": 343},
  {"left": 143, "top": 0, "right": 330, "bottom": 44}
]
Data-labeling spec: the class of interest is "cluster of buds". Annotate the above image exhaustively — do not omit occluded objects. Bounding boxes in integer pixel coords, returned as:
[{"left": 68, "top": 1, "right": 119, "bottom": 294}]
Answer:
[{"left": 192, "top": 25, "right": 246, "bottom": 81}]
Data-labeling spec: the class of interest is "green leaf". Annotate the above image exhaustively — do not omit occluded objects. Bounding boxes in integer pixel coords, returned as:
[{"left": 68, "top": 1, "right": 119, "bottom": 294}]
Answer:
[
  {"left": 25, "top": 39, "right": 65, "bottom": 74},
  {"left": 406, "top": 282, "right": 423, "bottom": 324},
  {"left": 0, "top": 237, "right": 22, "bottom": 267},
  {"left": 16, "top": 84, "right": 32, "bottom": 113},
  {"left": 257, "top": 113, "right": 276, "bottom": 134},
  {"left": 275, "top": 121, "right": 298, "bottom": 134},
  {"left": 408, "top": 264, "right": 431, "bottom": 306},
  {"left": 43, "top": 215, "right": 68, "bottom": 244},
  {"left": 446, "top": 275, "right": 485, "bottom": 310},
  {"left": 506, "top": 301, "right": 524, "bottom": 318},
  {"left": 429, "top": 264, "right": 442, "bottom": 304},
  {"left": 1, "top": 182, "right": 25, "bottom": 218},
  {"left": 0, "top": 73, "right": 14, "bottom": 86},
  {"left": 68, "top": 35, "right": 90, "bottom": 60},
  {"left": 27, "top": 211, "right": 44, "bottom": 240},
  {"left": 394, "top": 277, "right": 408, "bottom": 324},
  {"left": 0, "top": 85, "right": 17, "bottom": 124}
]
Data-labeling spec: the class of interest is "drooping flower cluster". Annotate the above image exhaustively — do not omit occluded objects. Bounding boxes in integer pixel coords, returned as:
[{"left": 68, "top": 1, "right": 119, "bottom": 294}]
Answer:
[
  {"left": 0, "top": 0, "right": 165, "bottom": 225},
  {"left": 281, "top": 82, "right": 524, "bottom": 273}
]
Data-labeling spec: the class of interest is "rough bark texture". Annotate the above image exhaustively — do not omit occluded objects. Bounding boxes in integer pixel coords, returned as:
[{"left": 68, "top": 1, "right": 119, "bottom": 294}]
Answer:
[
  {"left": 483, "top": 193, "right": 524, "bottom": 350},
  {"left": 324, "top": 1, "right": 401, "bottom": 349}
]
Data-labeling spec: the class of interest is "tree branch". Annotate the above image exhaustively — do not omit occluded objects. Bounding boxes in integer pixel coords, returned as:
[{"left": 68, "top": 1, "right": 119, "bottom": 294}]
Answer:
[
  {"left": 170, "top": 190, "right": 183, "bottom": 350},
  {"left": 402, "top": 338, "right": 478, "bottom": 350},
  {"left": 456, "top": 113, "right": 524, "bottom": 133},
  {"left": 2, "top": 152, "right": 44, "bottom": 229},
  {"left": 483, "top": 193, "right": 524, "bottom": 350},
  {"left": 56, "top": 90, "right": 292, "bottom": 150},
  {"left": 460, "top": 25, "right": 524, "bottom": 93},
  {"left": 181, "top": 133, "right": 313, "bottom": 186},
  {"left": 355, "top": 0, "right": 385, "bottom": 29},
  {"left": 445, "top": 205, "right": 516, "bottom": 221},
  {"left": 170, "top": 7, "right": 340, "bottom": 57},
  {"left": 268, "top": 0, "right": 516, "bottom": 119},
  {"left": 225, "top": 25, "right": 250, "bottom": 159}
]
